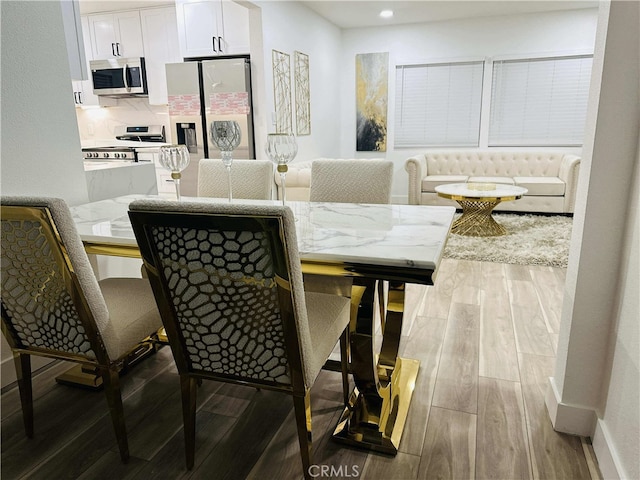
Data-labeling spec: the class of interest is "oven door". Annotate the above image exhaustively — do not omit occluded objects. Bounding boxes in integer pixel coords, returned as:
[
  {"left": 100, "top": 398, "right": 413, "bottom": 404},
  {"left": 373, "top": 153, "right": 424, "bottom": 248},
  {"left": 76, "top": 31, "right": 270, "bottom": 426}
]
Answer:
[{"left": 90, "top": 58, "right": 147, "bottom": 96}]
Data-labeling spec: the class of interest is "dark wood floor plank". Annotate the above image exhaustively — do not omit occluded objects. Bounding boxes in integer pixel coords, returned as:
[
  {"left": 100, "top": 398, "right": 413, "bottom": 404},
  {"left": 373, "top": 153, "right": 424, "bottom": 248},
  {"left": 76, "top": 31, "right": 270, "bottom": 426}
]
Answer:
[
  {"left": 417, "top": 406, "right": 476, "bottom": 480},
  {"left": 187, "top": 387, "right": 294, "bottom": 480},
  {"left": 519, "top": 353, "right": 592, "bottom": 480},
  {"left": 476, "top": 377, "right": 532, "bottom": 479},
  {"left": 129, "top": 411, "right": 236, "bottom": 480},
  {"left": 1, "top": 360, "right": 75, "bottom": 420},
  {"left": 246, "top": 371, "right": 346, "bottom": 480},
  {"left": 432, "top": 303, "right": 480, "bottom": 414},
  {"left": 361, "top": 451, "right": 421, "bottom": 480}
]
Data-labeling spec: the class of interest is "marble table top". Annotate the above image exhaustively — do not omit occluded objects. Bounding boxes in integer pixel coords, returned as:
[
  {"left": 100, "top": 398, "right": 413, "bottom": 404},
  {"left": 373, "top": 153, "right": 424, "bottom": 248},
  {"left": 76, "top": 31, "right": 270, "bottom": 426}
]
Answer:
[{"left": 70, "top": 195, "right": 455, "bottom": 284}]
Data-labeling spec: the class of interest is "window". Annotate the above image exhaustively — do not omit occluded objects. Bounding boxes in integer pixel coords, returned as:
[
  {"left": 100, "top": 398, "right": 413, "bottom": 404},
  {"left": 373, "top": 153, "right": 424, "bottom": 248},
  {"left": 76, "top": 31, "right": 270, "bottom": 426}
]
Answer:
[
  {"left": 394, "top": 61, "right": 484, "bottom": 148},
  {"left": 489, "top": 55, "right": 593, "bottom": 146}
]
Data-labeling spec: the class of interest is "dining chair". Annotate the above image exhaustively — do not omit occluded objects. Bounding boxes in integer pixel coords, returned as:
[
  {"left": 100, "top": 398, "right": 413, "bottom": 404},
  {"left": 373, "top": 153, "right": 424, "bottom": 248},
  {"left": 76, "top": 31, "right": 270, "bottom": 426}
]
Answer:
[
  {"left": 197, "top": 158, "right": 274, "bottom": 199},
  {"left": 128, "top": 199, "right": 351, "bottom": 478},
  {"left": 0, "top": 196, "right": 163, "bottom": 463},
  {"left": 309, "top": 158, "right": 394, "bottom": 204}
]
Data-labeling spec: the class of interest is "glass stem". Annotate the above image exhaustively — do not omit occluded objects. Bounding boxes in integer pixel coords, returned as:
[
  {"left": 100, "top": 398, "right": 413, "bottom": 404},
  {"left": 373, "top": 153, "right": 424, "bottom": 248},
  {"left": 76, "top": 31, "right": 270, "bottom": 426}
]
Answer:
[
  {"left": 174, "top": 178, "right": 181, "bottom": 201},
  {"left": 226, "top": 165, "right": 233, "bottom": 202},
  {"left": 280, "top": 172, "right": 287, "bottom": 206}
]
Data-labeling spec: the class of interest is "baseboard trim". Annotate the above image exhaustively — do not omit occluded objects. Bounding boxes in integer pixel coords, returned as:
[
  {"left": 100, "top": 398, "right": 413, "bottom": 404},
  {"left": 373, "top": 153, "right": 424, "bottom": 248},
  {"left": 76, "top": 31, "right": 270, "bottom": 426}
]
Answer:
[
  {"left": 545, "top": 376, "right": 597, "bottom": 437},
  {"left": 592, "top": 420, "right": 625, "bottom": 480}
]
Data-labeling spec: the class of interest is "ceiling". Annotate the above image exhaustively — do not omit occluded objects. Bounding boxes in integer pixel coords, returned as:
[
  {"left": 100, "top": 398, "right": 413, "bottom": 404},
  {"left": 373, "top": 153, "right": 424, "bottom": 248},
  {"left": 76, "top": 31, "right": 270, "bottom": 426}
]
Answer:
[
  {"left": 79, "top": 0, "right": 600, "bottom": 27},
  {"left": 301, "top": 1, "right": 599, "bottom": 29}
]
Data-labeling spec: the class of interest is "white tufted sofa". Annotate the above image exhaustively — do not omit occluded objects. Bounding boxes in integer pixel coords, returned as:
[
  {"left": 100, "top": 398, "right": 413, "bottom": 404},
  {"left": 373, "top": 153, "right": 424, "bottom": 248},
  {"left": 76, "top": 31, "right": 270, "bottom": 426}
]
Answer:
[{"left": 404, "top": 151, "right": 581, "bottom": 213}]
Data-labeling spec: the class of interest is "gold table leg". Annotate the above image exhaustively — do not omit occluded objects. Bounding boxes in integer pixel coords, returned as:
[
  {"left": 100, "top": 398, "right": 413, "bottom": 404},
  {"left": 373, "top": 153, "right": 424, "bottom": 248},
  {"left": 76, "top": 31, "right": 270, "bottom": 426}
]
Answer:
[
  {"left": 451, "top": 199, "right": 506, "bottom": 236},
  {"left": 332, "top": 279, "right": 419, "bottom": 454}
]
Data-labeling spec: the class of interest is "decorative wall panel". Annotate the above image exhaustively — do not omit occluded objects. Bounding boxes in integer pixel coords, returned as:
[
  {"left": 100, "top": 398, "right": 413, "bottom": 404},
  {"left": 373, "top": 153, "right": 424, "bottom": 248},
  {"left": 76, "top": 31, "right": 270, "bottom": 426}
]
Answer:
[
  {"left": 272, "top": 50, "right": 292, "bottom": 134},
  {"left": 294, "top": 51, "right": 310, "bottom": 135}
]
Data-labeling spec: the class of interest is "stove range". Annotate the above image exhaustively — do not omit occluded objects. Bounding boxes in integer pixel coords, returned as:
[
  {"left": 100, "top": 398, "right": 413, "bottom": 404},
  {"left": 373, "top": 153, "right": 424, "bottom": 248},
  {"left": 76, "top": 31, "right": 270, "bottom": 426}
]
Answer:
[
  {"left": 82, "top": 125, "right": 166, "bottom": 162},
  {"left": 82, "top": 146, "right": 138, "bottom": 161}
]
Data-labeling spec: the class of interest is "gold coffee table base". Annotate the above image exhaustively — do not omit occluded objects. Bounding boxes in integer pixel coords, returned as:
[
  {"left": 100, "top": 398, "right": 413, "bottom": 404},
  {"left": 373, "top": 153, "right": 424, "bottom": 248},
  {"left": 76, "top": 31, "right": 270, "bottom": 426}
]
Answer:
[{"left": 451, "top": 199, "right": 507, "bottom": 237}]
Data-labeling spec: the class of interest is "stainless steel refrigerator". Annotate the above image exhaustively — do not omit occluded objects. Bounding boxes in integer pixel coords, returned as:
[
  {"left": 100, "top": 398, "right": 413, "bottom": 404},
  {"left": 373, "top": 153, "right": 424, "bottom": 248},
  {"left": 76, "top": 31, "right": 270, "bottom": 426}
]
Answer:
[{"left": 165, "top": 57, "right": 255, "bottom": 196}]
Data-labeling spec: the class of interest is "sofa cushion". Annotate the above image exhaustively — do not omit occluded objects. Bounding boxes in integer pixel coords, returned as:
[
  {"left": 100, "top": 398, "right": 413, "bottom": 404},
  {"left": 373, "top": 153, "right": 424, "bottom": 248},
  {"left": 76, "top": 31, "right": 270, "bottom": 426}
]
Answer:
[
  {"left": 513, "top": 176, "right": 565, "bottom": 196},
  {"left": 467, "top": 176, "right": 514, "bottom": 185},
  {"left": 421, "top": 175, "right": 468, "bottom": 192}
]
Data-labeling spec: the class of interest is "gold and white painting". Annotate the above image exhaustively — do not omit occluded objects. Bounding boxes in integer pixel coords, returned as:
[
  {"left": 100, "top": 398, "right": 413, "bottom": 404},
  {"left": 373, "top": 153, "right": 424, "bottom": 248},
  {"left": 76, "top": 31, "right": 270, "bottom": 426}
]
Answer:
[
  {"left": 355, "top": 52, "right": 389, "bottom": 151},
  {"left": 272, "top": 50, "right": 292, "bottom": 133}
]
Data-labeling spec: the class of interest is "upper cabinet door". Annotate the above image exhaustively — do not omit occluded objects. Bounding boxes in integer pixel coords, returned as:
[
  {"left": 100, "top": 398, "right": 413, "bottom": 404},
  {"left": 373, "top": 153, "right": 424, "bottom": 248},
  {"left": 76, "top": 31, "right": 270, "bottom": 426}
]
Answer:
[
  {"left": 88, "top": 11, "right": 144, "bottom": 59},
  {"left": 140, "top": 7, "right": 182, "bottom": 105},
  {"left": 218, "top": 1, "right": 250, "bottom": 55},
  {"left": 175, "top": 0, "right": 249, "bottom": 58}
]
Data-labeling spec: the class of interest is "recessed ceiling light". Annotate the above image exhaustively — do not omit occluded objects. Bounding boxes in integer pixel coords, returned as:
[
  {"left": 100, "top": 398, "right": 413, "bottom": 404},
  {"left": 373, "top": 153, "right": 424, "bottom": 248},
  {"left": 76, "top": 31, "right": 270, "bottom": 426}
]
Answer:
[{"left": 380, "top": 10, "right": 394, "bottom": 19}]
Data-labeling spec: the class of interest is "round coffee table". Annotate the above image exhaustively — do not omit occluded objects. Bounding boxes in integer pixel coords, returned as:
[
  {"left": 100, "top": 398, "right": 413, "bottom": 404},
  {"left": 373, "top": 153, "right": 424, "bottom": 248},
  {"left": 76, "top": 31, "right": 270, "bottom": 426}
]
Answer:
[{"left": 435, "top": 183, "right": 528, "bottom": 236}]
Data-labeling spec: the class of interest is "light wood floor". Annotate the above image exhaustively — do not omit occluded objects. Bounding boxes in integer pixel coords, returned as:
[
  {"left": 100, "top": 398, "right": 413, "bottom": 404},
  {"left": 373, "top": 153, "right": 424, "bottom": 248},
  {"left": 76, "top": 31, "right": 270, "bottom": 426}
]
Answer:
[{"left": 1, "top": 259, "right": 599, "bottom": 479}]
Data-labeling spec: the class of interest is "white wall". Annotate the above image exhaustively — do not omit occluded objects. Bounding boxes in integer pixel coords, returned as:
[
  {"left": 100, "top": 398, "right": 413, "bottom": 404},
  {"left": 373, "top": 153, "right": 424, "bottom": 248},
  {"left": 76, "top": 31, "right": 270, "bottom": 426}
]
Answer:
[
  {"left": 338, "top": 8, "right": 599, "bottom": 202},
  {"left": 249, "top": 0, "right": 343, "bottom": 163},
  {"left": 1, "top": 1, "right": 89, "bottom": 204},
  {"left": 545, "top": 2, "right": 639, "bottom": 478},
  {"left": 1, "top": 0, "right": 91, "bottom": 387}
]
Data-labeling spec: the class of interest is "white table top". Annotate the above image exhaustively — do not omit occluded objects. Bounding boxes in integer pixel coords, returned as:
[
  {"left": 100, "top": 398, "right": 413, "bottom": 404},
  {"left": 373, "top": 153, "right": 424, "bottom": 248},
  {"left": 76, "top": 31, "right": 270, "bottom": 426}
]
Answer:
[
  {"left": 435, "top": 182, "right": 527, "bottom": 200},
  {"left": 70, "top": 195, "right": 456, "bottom": 284}
]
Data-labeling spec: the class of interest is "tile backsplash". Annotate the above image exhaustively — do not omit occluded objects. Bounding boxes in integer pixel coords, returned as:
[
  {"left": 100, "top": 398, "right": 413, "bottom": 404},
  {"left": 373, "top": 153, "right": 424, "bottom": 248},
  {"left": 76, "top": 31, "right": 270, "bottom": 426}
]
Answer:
[{"left": 76, "top": 98, "right": 170, "bottom": 141}]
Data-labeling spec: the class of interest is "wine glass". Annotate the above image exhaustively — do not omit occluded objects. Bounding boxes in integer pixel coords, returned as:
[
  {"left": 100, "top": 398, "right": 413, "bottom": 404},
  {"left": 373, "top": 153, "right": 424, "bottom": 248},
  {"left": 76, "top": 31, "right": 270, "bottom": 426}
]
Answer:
[
  {"left": 159, "top": 145, "right": 190, "bottom": 201},
  {"left": 209, "top": 120, "right": 242, "bottom": 202},
  {"left": 265, "top": 133, "right": 298, "bottom": 205}
]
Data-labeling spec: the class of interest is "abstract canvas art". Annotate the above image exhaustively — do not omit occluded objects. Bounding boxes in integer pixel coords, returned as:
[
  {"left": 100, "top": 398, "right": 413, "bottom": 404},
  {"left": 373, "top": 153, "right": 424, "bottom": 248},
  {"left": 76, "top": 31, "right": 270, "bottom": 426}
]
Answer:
[
  {"left": 294, "top": 51, "right": 311, "bottom": 135},
  {"left": 356, "top": 52, "right": 389, "bottom": 151},
  {"left": 272, "top": 50, "right": 292, "bottom": 133}
]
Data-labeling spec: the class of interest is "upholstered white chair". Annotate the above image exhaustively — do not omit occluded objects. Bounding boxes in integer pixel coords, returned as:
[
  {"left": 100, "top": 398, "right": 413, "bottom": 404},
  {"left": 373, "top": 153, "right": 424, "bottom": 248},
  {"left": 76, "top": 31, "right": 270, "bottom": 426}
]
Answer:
[
  {"left": 0, "top": 196, "right": 163, "bottom": 462},
  {"left": 128, "top": 199, "right": 351, "bottom": 479},
  {"left": 197, "top": 159, "right": 274, "bottom": 199},
  {"left": 309, "top": 159, "right": 394, "bottom": 204}
]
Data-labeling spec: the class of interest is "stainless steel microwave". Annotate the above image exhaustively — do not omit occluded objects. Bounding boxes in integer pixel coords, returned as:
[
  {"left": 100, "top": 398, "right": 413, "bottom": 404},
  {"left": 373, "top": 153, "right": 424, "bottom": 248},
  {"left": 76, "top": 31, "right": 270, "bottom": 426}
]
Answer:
[{"left": 90, "top": 57, "right": 148, "bottom": 97}]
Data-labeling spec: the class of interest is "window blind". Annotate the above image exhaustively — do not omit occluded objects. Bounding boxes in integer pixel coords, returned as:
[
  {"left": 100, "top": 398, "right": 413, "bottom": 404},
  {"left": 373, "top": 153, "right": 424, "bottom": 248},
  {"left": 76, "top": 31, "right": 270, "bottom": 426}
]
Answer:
[
  {"left": 489, "top": 55, "right": 593, "bottom": 146},
  {"left": 394, "top": 61, "right": 484, "bottom": 148}
]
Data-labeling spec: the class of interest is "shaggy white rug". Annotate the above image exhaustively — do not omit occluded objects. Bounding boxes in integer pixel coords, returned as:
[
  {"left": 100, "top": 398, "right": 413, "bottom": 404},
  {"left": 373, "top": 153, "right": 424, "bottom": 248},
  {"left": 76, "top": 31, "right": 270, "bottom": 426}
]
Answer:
[{"left": 443, "top": 213, "right": 573, "bottom": 267}]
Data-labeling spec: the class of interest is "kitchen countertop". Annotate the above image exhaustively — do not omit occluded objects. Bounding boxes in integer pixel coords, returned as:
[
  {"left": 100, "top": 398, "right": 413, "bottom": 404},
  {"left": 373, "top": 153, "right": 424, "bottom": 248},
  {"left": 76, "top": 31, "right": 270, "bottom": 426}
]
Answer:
[{"left": 83, "top": 160, "right": 153, "bottom": 171}]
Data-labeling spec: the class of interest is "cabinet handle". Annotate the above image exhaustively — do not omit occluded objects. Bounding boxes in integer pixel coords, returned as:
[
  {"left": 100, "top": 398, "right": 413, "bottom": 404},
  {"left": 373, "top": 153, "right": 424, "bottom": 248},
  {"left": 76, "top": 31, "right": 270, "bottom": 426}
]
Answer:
[
  {"left": 218, "top": 37, "right": 223, "bottom": 53},
  {"left": 212, "top": 36, "right": 217, "bottom": 52},
  {"left": 112, "top": 43, "right": 116, "bottom": 56},
  {"left": 116, "top": 43, "right": 121, "bottom": 56},
  {"left": 73, "top": 92, "right": 78, "bottom": 104},
  {"left": 78, "top": 91, "right": 83, "bottom": 104}
]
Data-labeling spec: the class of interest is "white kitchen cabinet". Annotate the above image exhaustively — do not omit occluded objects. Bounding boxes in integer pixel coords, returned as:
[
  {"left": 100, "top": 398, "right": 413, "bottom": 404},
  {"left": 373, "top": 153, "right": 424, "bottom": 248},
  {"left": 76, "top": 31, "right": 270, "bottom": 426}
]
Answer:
[
  {"left": 175, "top": 0, "right": 249, "bottom": 58},
  {"left": 61, "top": 0, "right": 87, "bottom": 81},
  {"left": 140, "top": 7, "right": 181, "bottom": 105},
  {"left": 137, "top": 151, "right": 175, "bottom": 194},
  {"left": 88, "top": 10, "right": 145, "bottom": 59},
  {"left": 72, "top": 17, "right": 99, "bottom": 107}
]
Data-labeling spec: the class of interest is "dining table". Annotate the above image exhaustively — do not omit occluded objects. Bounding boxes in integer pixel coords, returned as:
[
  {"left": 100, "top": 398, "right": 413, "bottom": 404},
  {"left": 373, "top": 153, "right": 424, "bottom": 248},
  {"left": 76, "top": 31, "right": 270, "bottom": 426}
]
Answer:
[{"left": 69, "top": 194, "right": 455, "bottom": 455}]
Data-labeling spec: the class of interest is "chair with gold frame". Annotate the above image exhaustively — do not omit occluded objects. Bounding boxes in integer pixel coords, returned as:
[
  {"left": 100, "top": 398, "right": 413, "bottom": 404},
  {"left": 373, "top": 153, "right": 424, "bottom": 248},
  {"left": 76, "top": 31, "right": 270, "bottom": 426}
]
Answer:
[
  {"left": 0, "top": 196, "right": 163, "bottom": 462},
  {"left": 309, "top": 158, "right": 394, "bottom": 204},
  {"left": 198, "top": 158, "right": 274, "bottom": 199},
  {"left": 128, "top": 199, "right": 351, "bottom": 479}
]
